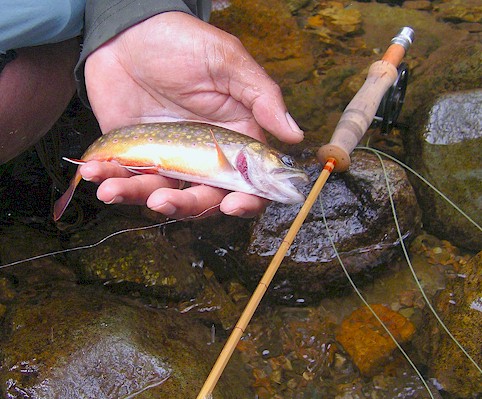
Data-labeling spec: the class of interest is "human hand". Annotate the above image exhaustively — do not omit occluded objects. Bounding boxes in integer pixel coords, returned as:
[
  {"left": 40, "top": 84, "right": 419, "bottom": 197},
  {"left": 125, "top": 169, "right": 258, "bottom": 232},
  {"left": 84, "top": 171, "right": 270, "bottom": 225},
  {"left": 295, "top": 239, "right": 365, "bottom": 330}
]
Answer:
[{"left": 82, "top": 11, "right": 304, "bottom": 218}]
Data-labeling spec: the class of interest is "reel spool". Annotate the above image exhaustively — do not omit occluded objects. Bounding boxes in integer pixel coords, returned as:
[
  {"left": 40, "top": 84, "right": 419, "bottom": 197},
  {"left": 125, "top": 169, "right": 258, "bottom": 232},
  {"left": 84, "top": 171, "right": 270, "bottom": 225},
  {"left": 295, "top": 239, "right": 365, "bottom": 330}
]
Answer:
[{"left": 373, "top": 62, "right": 409, "bottom": 134}]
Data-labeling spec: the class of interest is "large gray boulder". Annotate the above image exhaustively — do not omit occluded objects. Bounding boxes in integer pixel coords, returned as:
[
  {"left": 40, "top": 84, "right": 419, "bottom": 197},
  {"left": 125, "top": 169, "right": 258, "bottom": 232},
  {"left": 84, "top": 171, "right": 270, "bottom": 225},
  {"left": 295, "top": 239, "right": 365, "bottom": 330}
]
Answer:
[{"left": 405, "top": 90, "right": 481, "bottom": 251}]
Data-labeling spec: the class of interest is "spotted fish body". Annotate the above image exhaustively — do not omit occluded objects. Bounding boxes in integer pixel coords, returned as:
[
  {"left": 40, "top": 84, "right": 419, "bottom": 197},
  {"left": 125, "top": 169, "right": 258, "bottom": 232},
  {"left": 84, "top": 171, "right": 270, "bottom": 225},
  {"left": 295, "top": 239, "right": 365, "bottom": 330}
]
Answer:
[{"left": 53, "top": 122, "right": 309, "bottom": 221}]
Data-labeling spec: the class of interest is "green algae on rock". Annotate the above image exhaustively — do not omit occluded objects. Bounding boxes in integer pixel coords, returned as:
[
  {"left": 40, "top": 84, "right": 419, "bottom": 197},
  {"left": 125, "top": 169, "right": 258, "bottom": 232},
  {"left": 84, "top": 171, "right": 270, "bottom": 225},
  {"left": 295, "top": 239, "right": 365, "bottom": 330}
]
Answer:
[
  {"left": 0, "top": 282, "right": 252, "bottom": 399},
  {"left": 416, "top": 251, "right": 482, "bottom": 397},
  {"left": 65, "top": 213, "right": 243, "bottom": 329},
  {"left": 65, "top": 215, "right": 205, "bottom": 299}
]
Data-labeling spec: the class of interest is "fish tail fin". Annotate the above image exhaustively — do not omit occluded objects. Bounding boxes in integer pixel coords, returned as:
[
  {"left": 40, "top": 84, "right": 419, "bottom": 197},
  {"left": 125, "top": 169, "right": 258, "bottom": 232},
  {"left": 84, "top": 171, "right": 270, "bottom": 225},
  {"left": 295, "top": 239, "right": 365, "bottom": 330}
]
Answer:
[{"left": 53, "top": 170, "right": 83, "bottom": 221}]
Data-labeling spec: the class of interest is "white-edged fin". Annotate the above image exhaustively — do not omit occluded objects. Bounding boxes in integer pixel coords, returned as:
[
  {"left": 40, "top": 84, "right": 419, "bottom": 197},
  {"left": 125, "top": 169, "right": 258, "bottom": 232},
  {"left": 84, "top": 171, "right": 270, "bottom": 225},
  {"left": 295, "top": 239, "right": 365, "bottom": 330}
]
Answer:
[
  {"left": 63, "top": 157, "right": 85, "bottom": 165},
  {"left": 122, "top": 165, "right": 157, "bottom": 174}
]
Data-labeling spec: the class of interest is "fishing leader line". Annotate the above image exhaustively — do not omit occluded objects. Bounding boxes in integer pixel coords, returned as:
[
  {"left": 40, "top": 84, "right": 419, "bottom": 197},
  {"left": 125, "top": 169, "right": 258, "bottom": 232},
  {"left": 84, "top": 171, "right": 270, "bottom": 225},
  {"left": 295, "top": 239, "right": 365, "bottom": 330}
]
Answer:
[
  {"left": 357, "top": 146, "right": 482, "bottom": 374},
  {"left": 318, "top": 198, "right": 436, "bottom": 399},
  {"left": 318, "top": 146, "right": 481, "bottom": 398},
  {"left": 0, "top": 204, "right": 221, "bottom": 270},
  {"left": 357, "top": 146, "right": 481, "bottom": 231}
]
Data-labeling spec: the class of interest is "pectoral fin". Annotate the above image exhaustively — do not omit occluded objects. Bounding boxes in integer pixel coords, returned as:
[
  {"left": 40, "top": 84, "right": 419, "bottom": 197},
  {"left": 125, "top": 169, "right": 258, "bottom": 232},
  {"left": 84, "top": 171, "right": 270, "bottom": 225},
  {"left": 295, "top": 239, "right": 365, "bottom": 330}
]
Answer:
[
  {"left": 122, "top": 165, "right": 158, "bottom": 174},
  {"left": 210, "top": 129, "right": 235, "bottom": 172}
]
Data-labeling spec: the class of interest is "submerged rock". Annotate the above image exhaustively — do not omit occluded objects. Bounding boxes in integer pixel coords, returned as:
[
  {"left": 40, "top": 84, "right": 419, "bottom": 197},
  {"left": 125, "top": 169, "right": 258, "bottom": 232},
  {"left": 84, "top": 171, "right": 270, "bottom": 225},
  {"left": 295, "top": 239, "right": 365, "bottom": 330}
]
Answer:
[
  {"left": 246, "top": 151, "right": 421, "bottom": 303},
  {"left": 416, "top": 251, "right": 482, "bottom": 397},
  {"left": 433, "top": 0, "right": 482, "bottom": 24},
  {"left": 66, "top": 214, "right": 204, "bottom": 300},
  {"left": 405, "top": 90, "right": 482, "bottom": 251},
  {"left": 0, "top": 277, "right": 16, "bottom": 303},
  {"left": 336, "top": 304, "right": 415, "bottom": 376},
  {"left": 282, "top": 0, "right": 311, "bottom": 13},
  {"left": 236, "top": 303, "right": 437, "bottom": 398},
  {"left": 64, "top": 213, "right": 242, "bottom": 329},
  {"left": 0, "top": 282, "right": 252, "bottom": 399},
  {"left": 306, "top": 1, "right": 362, "bottom": 44},
  {"left": 211, "top": 0, "right": 314, "bottom": 84},
  {"left": 0, "top": 221, "right": 76, "bottom": 284}
]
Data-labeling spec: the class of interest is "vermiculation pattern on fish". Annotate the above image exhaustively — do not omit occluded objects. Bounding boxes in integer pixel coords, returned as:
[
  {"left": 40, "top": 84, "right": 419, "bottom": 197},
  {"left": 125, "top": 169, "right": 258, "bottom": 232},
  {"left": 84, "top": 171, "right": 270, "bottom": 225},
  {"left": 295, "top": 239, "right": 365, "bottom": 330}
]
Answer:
[{"left": 53, "top": 122, "right": 309, "bottom": 220}]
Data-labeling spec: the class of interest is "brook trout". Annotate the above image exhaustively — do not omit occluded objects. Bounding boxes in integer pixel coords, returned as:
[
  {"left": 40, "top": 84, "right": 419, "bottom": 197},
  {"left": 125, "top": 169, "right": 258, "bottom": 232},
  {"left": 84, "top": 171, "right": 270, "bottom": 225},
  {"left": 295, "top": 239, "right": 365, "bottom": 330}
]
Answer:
[{"left": 53, "top": 122, "right": 308, "bottom": 221}]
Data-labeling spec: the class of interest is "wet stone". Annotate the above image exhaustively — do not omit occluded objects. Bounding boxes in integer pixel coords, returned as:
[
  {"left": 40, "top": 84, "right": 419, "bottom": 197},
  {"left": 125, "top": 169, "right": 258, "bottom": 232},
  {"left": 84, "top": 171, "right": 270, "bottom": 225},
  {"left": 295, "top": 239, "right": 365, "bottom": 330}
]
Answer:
[
  {"left": 406, "top": 90, "right": 482, "bottom": 251},
  {"left": 63, "top": 213, "right": 244, "bottom": 329},
  {"left": 0, "top": 282, "right": 252, "bottom": 399},
  {"left": 282, "top": 0, "right": 311, "bottom": 13},
  {"left": 0, "top": 0, "right": 480, "bottom": 397},
  {"left": 246, "top": 151, "right": 421, "bottom": 303},
  {"left": 306, "top": 1, "right": 363, "bottom": 44},
  {"left": 0, "top": 221, "right": 78, "bottom": 290},
  {"left": 433, "top": 0, "right": 482, "bottom": 23},
  {"left": 402, "top": 0, "right": 432, "bottom": 11},
  {"left": 65, "top": 215, "right": 205, "bottom": 301},
  {"left": 210, "top": 0, "right": 314, "bottom": 84}
]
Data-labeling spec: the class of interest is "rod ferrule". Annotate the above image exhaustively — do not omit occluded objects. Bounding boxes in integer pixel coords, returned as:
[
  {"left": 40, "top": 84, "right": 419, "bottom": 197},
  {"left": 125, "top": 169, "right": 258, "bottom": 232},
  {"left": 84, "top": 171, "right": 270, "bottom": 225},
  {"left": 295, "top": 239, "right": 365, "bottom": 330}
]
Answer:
[{"left": 390, "top": 26, "right": 415, "bottom": 52}]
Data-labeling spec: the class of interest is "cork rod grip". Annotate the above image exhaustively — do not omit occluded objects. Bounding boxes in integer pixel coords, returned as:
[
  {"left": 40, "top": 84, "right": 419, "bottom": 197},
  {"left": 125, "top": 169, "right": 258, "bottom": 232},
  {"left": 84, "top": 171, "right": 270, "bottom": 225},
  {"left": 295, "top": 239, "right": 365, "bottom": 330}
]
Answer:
[
  {"left": 317, "top": 27, "right": 414, "bottom": 172},
  {"left": 317, "top": 60, "right": 398, "bottom": 171}
]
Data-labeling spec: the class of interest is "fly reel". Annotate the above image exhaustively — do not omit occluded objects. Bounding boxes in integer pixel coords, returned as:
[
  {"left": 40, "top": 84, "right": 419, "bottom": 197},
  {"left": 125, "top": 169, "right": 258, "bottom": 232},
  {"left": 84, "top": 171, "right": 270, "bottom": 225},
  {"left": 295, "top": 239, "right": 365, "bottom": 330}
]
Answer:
[{"left": 372, "top": 62, "right": 409, "bottom": 134}]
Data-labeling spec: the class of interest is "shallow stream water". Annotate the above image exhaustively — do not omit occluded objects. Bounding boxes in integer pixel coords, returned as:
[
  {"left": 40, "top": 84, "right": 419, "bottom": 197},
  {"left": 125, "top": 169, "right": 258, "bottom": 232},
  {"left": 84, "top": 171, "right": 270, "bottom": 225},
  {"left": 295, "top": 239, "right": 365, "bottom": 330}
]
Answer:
[{"left": 1, "top": 0, "right": 481, "bottom": 397}]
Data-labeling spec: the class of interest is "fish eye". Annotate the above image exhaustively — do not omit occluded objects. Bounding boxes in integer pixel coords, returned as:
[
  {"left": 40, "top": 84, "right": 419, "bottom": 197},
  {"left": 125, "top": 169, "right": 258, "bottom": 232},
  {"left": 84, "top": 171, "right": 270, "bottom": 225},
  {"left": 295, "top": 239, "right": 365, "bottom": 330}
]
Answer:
[{"left": 281, "top": 155, "right": 296, "bottom": 168}]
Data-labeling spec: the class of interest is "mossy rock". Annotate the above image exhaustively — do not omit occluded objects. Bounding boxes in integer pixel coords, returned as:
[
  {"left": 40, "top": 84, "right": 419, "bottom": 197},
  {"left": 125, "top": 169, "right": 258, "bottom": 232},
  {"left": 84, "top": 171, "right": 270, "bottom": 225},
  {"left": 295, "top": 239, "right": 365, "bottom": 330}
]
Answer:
[{"left": 0, "top": 282, "right": 252, "bottom": 398}]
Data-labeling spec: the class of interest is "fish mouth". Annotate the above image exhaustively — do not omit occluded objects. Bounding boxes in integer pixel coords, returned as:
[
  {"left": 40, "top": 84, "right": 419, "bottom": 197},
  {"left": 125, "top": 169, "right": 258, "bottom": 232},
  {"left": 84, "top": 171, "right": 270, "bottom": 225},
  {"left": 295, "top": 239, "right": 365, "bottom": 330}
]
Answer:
[{"left": 265, "top": 169, "right": 309, "bottom": 204}]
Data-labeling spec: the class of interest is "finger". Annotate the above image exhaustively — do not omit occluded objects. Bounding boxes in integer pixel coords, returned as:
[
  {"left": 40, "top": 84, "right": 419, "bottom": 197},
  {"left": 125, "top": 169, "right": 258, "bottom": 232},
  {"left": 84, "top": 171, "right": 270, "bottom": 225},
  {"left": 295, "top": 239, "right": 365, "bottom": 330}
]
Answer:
[
  {"left": 80, "top": 160, "right": 133, "bottom": 183},
  {"left": 96, "top": 174, "right": 180, "bottom": 205},
  {"left": 222, "top": 42, "right": 304, "bottom": 144},
  {"left": 146, "top": 185, "right": 227, "bottom": 219},
  {"left": 220, "top": 192, "right": 269, "bottom": 218}
]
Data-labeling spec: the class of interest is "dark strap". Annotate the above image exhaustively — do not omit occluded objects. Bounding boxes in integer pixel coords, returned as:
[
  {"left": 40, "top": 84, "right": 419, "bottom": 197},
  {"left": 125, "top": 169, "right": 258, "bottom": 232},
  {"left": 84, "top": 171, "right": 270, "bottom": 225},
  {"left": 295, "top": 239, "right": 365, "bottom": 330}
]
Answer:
[{"left": 0, "top": 50, "right": 17, "bottom": 74}]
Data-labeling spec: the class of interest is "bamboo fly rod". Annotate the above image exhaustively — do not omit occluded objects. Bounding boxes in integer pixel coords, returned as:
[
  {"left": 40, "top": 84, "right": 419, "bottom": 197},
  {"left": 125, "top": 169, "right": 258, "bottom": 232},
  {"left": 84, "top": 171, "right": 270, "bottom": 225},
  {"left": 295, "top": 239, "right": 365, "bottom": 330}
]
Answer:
[{"left": 197, "top": 26, "right": 415, "bottom": 399}]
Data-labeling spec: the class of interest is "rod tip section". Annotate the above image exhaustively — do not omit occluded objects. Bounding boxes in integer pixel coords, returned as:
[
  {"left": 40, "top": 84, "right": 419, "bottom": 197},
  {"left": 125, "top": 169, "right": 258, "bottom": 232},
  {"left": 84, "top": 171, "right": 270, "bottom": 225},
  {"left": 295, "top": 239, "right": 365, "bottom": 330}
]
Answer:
[{"left": 317, "top": 144, "right": 350, "bottom": 172}]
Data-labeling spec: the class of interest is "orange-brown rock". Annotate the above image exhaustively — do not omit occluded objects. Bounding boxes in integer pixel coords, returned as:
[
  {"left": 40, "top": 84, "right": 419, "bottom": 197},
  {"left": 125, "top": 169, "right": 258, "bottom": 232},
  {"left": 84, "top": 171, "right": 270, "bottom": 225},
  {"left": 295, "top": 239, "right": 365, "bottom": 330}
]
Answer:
[{"left": 336, "top": 304, "right": 416, "bottom": 376}]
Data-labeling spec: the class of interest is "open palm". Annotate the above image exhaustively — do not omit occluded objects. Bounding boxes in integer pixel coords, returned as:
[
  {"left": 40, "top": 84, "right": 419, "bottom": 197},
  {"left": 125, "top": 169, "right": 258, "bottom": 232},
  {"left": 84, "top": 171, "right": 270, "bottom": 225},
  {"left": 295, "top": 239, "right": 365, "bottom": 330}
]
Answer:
[{"left": 82, "top": 12, "right": 303, "bottom": 218}]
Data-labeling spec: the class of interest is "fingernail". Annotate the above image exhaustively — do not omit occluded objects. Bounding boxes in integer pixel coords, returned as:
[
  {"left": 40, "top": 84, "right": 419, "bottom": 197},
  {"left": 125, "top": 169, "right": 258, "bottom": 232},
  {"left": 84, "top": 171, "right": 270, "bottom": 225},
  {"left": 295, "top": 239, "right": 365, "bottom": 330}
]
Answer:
[
  {"left": 224, "top": 208, "right": 246, "bottom": 217},
  {"left": 223, "top": 208, "right": 258, "bottom": 218},
  {"left": 104, "top": 196, "right": 123, "bottom": 204},
  {"left": 285, "top": 112, "right": 304, "bottom": 136},
  {"left": 151, "top": 202, "right": 177, "bottom": 216}
]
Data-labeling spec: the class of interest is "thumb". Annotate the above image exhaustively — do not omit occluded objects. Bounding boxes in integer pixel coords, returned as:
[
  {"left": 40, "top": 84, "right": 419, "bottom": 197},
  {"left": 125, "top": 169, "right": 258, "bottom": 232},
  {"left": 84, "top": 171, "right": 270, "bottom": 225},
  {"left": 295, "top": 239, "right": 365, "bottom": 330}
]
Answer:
[
  {"left": 226, "top": 53, "right": 304, "bottom": 144},
  {"left": 252, "top": 84, "right": 304, "bottom": 144}
]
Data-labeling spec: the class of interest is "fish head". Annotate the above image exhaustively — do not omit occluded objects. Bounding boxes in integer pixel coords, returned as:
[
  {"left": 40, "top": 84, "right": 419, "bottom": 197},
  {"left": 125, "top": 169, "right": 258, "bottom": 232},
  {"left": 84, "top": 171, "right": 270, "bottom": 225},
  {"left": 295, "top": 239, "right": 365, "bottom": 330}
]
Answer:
[{"left": 237, "top": 143, "right": 309, "bottom": 204}]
